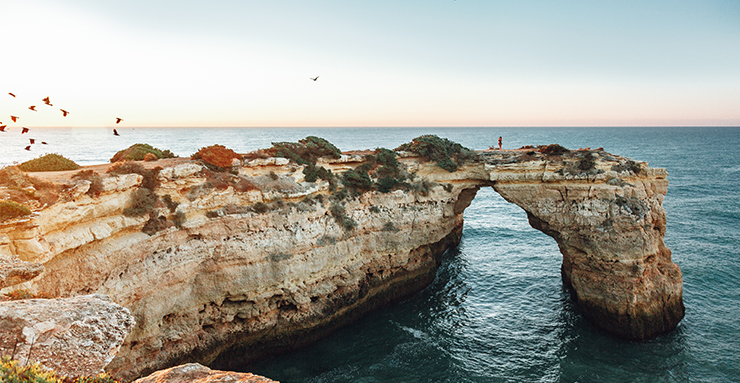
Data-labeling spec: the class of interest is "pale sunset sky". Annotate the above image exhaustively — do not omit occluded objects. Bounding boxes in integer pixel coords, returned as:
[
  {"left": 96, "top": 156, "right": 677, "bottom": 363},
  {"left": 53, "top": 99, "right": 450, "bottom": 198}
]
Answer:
[{"left": 1, "top": 0, "right": 739, "bottom": 128}]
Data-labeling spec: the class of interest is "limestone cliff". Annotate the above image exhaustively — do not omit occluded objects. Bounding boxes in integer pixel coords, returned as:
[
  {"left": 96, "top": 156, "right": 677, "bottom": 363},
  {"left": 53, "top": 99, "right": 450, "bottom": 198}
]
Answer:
[{"left": 0, "top": 145, "right": 683, "bottom": 380}]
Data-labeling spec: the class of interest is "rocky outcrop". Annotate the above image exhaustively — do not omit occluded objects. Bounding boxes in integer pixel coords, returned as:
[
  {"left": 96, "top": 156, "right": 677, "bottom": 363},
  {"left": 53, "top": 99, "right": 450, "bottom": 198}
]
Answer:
[
  {"left": 0, "top": 254, "right": 43, "bottom": 289},
  {"left": 133, "top": 363, "right": 278, "bottom": 383},
  {"left": 0, "top": 146, "right": 683, "bottom": 380},
  {"left": 0, "top": 294, "right": 135, "bottom": 377}
]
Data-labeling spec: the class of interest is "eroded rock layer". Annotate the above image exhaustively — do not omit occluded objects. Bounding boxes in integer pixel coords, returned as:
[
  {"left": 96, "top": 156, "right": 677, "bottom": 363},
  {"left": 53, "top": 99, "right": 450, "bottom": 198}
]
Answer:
[{"left": 0, "top": 147, "right": 683, "bottom": 379}]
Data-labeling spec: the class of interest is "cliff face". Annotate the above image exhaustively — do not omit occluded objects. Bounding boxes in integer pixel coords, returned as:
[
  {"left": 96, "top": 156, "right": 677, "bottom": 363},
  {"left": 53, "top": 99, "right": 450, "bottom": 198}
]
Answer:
[{"left": 0, "top": 148, "right": 683, "bottom": 380}]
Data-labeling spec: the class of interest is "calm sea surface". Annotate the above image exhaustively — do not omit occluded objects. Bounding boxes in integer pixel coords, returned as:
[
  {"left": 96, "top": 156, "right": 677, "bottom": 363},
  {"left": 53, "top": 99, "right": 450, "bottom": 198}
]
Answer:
[{"left": 3, "top": 127, "right": 739, "bottom": 382}]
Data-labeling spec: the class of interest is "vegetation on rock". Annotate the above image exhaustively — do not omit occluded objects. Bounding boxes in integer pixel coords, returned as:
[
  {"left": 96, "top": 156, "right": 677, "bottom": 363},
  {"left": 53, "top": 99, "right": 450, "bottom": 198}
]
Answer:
[
  {"left": 107, "top": 161, "right": 162, "bottom": 190},
  {"left": 395, "top": 135, "right": 477, "bottom": 172},
  {"left": 72, "top": 170, "right": 104, "bottom": 197},
  {"left": 123, "top": 188, "right": 159, "bottom": 217},
  {"left": 18, "top": 154, "right": 80, "bottom": 172},
  {"left": 330, "top": 201, "right": 356, "bottom": 231},
  {"left": 110, "top": 143, "right": 176, "bottom": 163},
  {"left": 191, "top": 144, "right": 241, "bottom": 171},
  {"left": 0, "top": 200, "right": 31, "bottom": 222},
  {"left": 271, "top": 136, "right": 341, "bottom": 165},
  {"left": 0, "top": 357, "right": 121, "bottom": 383},
  {"left": 538, "top": 144, "right": 570, "bottom": 155},
  {"left": 0, "top": 167, "right": 60, "bottom": 207}
]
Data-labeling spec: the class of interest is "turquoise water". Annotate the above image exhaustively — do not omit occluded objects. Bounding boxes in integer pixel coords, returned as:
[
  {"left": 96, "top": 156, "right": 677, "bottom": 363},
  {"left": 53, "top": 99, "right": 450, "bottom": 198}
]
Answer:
[{"left": 3, "top": 127, "right": 738, "bottom": 382}]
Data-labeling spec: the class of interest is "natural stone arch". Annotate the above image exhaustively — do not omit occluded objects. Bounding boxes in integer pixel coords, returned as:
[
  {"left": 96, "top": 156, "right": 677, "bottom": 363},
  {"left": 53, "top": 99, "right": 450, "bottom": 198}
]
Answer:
[{"left": 442, "top": 150, "right": 685, "bottom": 340}]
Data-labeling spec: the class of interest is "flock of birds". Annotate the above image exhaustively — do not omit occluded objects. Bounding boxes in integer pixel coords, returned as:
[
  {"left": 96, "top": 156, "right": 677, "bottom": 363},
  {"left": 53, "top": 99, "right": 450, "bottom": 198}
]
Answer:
[
  {"left": 2, "top": 92, "right": 123, "bottom": 152},
  {"left": 5, "top": 76, "right": 320, "bottom": 153}
]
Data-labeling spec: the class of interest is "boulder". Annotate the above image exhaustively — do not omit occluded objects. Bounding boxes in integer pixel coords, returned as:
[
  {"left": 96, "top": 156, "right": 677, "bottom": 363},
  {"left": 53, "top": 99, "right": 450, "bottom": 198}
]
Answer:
[
  {"left": 0, "top": 294, "right": 135, "bottom": 378},
  {"left": 133, "top": 363, "right": 278, "bottom": 383}
]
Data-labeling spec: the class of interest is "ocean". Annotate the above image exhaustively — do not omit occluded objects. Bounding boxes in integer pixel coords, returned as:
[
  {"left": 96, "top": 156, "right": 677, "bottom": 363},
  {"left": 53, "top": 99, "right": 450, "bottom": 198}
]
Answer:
[{"left": 2, "top": 126, "right": 738, "bottom": 382}]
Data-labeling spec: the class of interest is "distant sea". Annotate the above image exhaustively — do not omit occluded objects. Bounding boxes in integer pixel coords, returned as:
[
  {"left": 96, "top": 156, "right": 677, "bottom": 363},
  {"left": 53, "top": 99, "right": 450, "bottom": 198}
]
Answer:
[{"left": 3, "top": 126, "right": 739, "bottom": 382}]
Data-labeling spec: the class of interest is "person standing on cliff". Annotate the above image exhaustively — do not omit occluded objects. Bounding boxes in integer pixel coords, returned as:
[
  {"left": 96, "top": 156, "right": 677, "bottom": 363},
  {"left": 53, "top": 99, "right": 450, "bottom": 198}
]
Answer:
[{"left": 498, "top": 136, "right": 502, "bottom": 150}]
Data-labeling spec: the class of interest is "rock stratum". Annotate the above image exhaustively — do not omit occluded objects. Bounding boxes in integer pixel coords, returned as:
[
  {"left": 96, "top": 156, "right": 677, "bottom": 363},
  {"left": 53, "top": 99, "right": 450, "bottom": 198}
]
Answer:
[{"left": 0, "top": 144, "right": 683, "bottom": 380}]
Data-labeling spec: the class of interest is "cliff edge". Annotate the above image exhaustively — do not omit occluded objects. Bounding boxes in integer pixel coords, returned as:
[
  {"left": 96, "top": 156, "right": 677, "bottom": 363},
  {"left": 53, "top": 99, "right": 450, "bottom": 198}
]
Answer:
[{"left": 0, "top": 140, "right": 683, "bottom": 380}]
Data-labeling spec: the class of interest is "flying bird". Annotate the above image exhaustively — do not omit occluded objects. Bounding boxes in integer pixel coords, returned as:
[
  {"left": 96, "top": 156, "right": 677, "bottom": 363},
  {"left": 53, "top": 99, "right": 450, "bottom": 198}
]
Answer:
[
  {"left": 42, "top": 97, "right": 53, "bottom": 106},
  {"left": 10, "top": 116, "right": 18, "bottom": 123},
  {"left": 310, "top": 76, "right": 319, "bottom": 81},
  {"left": 113, "top": 129, "right": 120, "bottom": 136},
  {"left": 41, "top": 141, "right": 48, "bottom": 145},
  {"left": 115, "top": 117, "right": 123, "bottom": 124},
  {"left": 21, "top": 127, "right": 29, "bottom": 134},
  {"left": 29, "top": 138, "right": 35, "bottom": 144},
  {"left": 60, "top": 109, "right": 69, "bottom": 117},
  {"left": 24, "top": 145, "right": 31, "bottom": 151},
  {"left": 0, "top": 125, "right": 6, "bottom": 132},
  {"left": 28, "top": 105, "right": 37, "bottom": 111},
  {"left": 8, "top": 93, "right": 15, "bottom": 98}
]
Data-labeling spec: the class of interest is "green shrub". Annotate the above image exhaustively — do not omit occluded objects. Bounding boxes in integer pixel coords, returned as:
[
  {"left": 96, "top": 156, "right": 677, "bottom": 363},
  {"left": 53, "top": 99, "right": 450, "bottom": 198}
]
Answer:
[
  {"left": 0, "top": 200, "right": 31, "bottom": 222},
  {"left": 538, "top": 144, "right": 570, "bottom": 155},
  {"left": 330, "top": 202, "right": 356, "bottom": 231},
  {"left": 18, "top": 153, "right": 80, "bottom": 172},
  {"left": 341, "top": 167, "right": 374, "bottom": 195},
  {"left": 272, "top": 136, "right": 341, "bottom": 165},
  {"left": 123, "top": 188, "right": 159, "bottom": 217},
  {"left": 395, "top": 135, "right": 477, "bottom": 173},
  {"left": 577, "top": 152, "right": 597, "bottom": 172},
  {"left": 110, "top": 143, "right": 175, "bottom": 163},
  {"left": 73, "top": 170, "right": 104, "bottom": 197},
  {"left": 303, "top": 163, "right": 334, "bottom": 183}
]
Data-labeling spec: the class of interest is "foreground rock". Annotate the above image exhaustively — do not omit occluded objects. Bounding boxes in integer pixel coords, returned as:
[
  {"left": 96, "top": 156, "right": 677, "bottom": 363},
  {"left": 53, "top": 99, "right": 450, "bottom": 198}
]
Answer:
[
  {"left": 133, "top": 363, "right": 278, "bottom": 383},
  {"left": 0, "top": 146, "right": 683, "bottom": 379},
  {"left": 0, "top": 294, "right": 135, "bottom": 378}
]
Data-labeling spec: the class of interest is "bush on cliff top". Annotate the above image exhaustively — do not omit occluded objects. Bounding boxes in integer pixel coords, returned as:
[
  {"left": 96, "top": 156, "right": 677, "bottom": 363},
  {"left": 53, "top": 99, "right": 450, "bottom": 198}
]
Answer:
[
  {"left": 271, "top": 136, "right": 341, "bottom": 165},
  {"left": 395, "top": 135, "right": 477, "bottom": 172},
  {"left": 0, "top": 200, "right": 31, "bottom": 222},
  {"left": 191, "top": 144, "right": 241, "bottom": 171},
  {"left": 110, "top": 143, "right": 176, "bottom": 163},
  {"left": 0, "top": 357, "right": 122, "bottom": 383},
  {"left": 18, "top": 153, "right": 80, "bottom": 172},
  {"left": 538, "top": 144, "right": 569, "bottom": 155}
]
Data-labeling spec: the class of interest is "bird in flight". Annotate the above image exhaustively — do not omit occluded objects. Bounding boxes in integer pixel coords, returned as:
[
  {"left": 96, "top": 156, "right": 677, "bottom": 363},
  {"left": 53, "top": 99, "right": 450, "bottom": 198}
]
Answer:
[
  {"left": 115, "top": 117, "right": 123, "bottom": 124},
  {"left": 41, "top": 141, "right": 48, "bottom": 145},
  {"left": 310, "top": 76, "right": 319, "bottom": 81},
  {"left": 0, "top": 125, "right": 6, "bottom": 132},
  {"left": 42, "top": 97, "right": 53, "bottom": 106},
  {"left": 24, "top": 145, "right": 31, "bottom": 151},
  {"left": 29, "top": 138, "right": 35, "bottom": 144},
  {"left": 60, "top": 109, "right": 69, "bottom": 117},
  {"left": 28, "top": 105, "right": 37, "bottom": 111},
  {"left": 10, "top": 116, "right": 19, "bottom": 123},
  {"left": 21, "top": 127, "right": 29, "bottom": 134},
  {"left": 8, "top": 93, "right": 15, "bottom": 98},
  {"left": 113, "top": 129, "right": 120, "bottom": 136}
]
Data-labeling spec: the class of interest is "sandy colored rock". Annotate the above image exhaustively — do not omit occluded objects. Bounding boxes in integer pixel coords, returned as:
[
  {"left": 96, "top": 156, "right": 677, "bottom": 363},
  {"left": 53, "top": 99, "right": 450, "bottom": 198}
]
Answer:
[
  {"left": 0, "top": 149, "right": 683, "bottom": 380},
  {"left": 0, "top": 294, "right": 135, "bottom": 378},
  {"left": 0, "top": 254, "right": 43, "bottom": 289},
  {"left": 133, "top": 363, "right": 278, "bottom": 383}
]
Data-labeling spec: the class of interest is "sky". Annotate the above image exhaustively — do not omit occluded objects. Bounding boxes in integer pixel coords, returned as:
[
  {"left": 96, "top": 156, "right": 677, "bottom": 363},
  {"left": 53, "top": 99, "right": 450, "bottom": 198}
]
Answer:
[{"left": 1, "top": 0, "right": 739, "bottom": 128}]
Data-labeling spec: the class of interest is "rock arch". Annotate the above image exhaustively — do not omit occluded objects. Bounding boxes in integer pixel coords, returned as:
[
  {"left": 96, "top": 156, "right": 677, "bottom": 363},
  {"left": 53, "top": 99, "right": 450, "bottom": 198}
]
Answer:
[{"left": 442, "top": 149, "right": 685, "bottom": 340}]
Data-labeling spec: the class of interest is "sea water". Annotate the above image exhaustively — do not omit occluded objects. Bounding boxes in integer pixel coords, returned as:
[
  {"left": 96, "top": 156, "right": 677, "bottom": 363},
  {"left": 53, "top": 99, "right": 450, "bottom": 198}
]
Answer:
[{"left": 2, "top": 126, "right": 738, "bottom": 382}]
